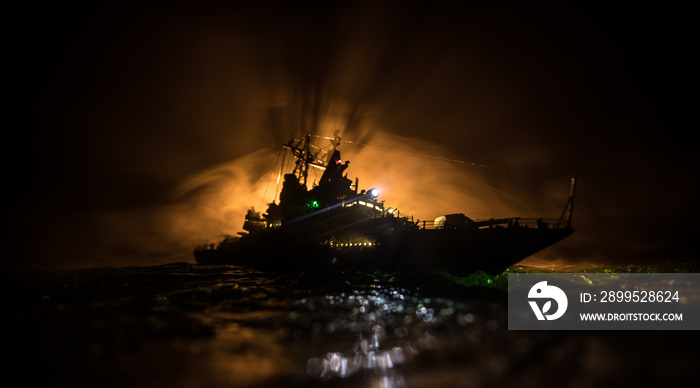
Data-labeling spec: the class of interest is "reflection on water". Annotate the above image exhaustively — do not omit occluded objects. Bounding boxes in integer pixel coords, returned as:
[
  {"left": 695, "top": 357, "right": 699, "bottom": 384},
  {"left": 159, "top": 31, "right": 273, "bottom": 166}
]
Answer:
[
  {"left": 304, "top": 288, "right": 450, "bottom": 386},
  {"left": 2, "top": 262, "right": 697, "bottom": 387}
]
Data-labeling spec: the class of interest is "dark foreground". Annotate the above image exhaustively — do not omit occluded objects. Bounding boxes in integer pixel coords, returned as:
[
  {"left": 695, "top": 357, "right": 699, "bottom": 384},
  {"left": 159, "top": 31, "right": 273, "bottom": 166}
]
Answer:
[{"left": 2, "top": 262, "right": 698, "bottom": 388}]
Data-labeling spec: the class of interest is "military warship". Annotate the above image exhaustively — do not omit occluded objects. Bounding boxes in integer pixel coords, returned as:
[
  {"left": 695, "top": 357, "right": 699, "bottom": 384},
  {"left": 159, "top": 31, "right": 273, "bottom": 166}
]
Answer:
[{"left": 194, "top": 133, "right": 575, "bottom": 274}]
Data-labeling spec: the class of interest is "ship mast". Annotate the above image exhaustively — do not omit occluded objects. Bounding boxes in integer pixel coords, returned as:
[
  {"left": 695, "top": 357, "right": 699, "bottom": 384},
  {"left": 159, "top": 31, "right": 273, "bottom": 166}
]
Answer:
[
  {"left": 282, "top": 133, "right": 313, "bottom": 186},
  {"left": 557, "top": 177, "right": 576, "bottom": 228},
  {"left": 301, "top": 133, "right": 311, "bottom": 186},
  {"left": 282, "top": 132, "right": 342, "bottom": 187}
]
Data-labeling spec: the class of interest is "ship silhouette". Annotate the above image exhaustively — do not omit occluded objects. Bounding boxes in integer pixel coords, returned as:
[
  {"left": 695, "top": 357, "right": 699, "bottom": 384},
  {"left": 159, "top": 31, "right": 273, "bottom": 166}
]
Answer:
[{"left": 194, "top": 133, "right": 575, "bottom": 274}]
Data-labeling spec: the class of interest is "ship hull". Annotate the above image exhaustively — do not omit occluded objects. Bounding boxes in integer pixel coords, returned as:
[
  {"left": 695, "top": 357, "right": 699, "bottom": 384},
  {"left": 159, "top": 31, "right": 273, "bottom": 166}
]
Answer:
[{"left": 194, "top": 226, "right": 573, "bottom": 275}]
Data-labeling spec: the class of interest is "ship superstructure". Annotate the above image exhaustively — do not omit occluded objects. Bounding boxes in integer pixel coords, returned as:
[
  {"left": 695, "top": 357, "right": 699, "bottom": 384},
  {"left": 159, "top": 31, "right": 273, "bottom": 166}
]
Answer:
[{"left": 195, "top": 133, "right": 575, "bottom": 274}]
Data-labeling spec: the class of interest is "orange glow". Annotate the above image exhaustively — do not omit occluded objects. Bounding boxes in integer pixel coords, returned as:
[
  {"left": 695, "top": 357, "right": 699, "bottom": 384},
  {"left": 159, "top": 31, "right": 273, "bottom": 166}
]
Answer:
[
  {"left": 84, "top": 127, "right": 572, "bottom": 267},
  {"left": 98, "top": 128, "right": 574, "bottom": 267},
  {"left": 91, "top": 150, "right": 277, "bottom": 266},
  {"left": 340, "top": 131, "right": 538, "bottom": 223},
  {"left": 170, "top": 130, "right": 536, "bottom": 248}
]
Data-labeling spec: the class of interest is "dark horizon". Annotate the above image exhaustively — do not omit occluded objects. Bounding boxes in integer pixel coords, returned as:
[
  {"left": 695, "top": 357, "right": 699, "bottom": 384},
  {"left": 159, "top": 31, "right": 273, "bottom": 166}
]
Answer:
[{"left": 7, "top": 4, "right": 697, "bottom": 269}]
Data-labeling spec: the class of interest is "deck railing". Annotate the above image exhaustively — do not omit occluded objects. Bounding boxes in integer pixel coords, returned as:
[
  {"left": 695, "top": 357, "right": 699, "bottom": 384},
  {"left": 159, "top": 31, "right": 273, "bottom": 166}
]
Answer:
[{"left": 416, "top": 218, "right": 563, "bottom": 230}]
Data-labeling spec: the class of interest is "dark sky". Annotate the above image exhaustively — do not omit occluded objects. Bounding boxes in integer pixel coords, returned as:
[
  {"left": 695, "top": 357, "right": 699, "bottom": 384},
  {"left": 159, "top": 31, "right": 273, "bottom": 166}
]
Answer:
[{"left": 7, "top": 4, "right": 697, "bottom": 268}]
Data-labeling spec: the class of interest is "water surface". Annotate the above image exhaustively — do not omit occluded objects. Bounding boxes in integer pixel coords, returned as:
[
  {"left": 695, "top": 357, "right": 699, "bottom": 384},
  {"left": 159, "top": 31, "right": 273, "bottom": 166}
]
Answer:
[{"left": 3, "top": 262, "right": 697, "bottom": 387}]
